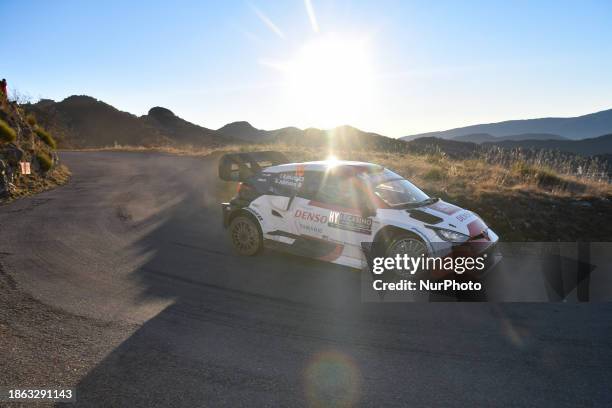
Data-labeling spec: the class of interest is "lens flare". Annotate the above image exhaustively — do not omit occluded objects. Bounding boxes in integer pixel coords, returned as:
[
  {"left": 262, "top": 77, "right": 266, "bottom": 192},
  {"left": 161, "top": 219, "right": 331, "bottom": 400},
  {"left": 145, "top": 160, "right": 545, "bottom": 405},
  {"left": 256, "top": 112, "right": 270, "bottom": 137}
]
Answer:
[{"left": 304, "top": 350, "right": 361, "bottom": 408}]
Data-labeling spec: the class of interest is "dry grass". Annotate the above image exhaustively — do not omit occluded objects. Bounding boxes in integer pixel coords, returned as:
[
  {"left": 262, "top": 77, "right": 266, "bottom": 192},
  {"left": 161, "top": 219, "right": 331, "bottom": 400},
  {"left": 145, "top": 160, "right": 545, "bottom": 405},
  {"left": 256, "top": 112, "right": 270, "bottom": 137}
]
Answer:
[
  {"left": 34, "top": 127, "right": 57, "bottom": 149},
  {"left": 0, "top": 119, "right": 16, "bottom": 143}
]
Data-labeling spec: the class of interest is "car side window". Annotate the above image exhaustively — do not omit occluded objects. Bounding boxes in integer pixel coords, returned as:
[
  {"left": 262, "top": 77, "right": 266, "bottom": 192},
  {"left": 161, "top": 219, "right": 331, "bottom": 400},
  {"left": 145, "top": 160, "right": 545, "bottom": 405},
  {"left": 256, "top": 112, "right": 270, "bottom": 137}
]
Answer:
[
  {"left": 297, "top": 171, "right": 323, "bottom": 199},
  {"left": 316, "top": 174, "right": 367, "bottom": 208}
]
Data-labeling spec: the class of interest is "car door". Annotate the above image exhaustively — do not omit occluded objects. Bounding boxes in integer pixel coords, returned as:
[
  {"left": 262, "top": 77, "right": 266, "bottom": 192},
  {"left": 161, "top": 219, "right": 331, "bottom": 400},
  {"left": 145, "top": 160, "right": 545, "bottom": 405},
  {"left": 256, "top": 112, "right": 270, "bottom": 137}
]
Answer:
[
  {"left": 290, "top": 170, "right": 328, "bottom": 240},
  {"left": 294, "top": 171, "right": 375, "bottom": 262},
  {"left": 262, "top": 170, "right": 301, "bottom": 243}
]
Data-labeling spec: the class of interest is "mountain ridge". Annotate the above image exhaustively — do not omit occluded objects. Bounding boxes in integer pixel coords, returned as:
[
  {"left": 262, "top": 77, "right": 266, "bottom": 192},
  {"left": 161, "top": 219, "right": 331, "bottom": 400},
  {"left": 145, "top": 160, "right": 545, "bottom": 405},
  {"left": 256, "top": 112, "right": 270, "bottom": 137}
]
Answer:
[
  {"left": 402, "top": 108, "right": 612, "bottom": 141},
  {"left": 24, "top": 95, "right": 612, "bottom": 157},
  {"left": 25, "top": 96, "right": 407, "bottom": 152}
]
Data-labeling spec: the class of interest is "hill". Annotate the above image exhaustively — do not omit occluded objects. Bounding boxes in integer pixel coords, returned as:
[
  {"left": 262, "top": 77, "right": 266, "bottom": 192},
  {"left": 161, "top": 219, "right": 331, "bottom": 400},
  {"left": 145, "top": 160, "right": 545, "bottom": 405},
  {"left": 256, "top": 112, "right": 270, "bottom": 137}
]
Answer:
[
  {"left": 453, "top": 133, "right": 568, "bottom": 144},
  {"left": 26, "top": 96, "right": 232, "bottom": 148},
  {"left": 27, "top": 97, "right": 406, "bottom": 152},
  {"left": 27, "top": 96, "right": 171, "bottom": 148},
  {"left": 218, "top": 121, "right": 408, "bottom": 152},
  {"left": 143, "top": 106, "right": 227, "bottom": 146},
  {"left": 484, "top": 133, "right": 612, "bottom": 156},
  {"left": 217, "top": 121, "right": 271, "bottom": 142},
  {"left": 402, "top": 108, "right": 612, "bottom": 141}
]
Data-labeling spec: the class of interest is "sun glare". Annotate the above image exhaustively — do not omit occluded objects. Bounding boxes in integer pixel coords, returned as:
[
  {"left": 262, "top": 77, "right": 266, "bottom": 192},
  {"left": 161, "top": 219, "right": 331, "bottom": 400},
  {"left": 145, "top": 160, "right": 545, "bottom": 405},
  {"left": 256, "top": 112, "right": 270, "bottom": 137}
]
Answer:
[
  {"left": 325, "top": 154, "right": 339, "bottom": 165},
  {"left": 281, "top": 34, "right": 376, "bottom": 128}
]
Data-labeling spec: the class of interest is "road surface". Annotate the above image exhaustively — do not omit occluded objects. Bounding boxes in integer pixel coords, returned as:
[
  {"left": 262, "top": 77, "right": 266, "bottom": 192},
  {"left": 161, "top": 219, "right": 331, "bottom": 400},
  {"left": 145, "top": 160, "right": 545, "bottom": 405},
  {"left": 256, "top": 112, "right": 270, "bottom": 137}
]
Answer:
[{"left": 0, "top": 151, "right": 610, "bottom": 407}]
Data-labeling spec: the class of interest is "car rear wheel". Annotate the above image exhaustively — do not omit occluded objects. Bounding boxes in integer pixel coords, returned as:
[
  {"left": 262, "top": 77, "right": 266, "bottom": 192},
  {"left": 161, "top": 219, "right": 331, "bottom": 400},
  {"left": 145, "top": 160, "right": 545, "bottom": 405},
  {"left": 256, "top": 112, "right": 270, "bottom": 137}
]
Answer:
[
  {"left": 385, "top": 233, "right": 428, "bottom": 278},
  {"left": 229, "top": 215, "right": 263, "bottom": 256}
]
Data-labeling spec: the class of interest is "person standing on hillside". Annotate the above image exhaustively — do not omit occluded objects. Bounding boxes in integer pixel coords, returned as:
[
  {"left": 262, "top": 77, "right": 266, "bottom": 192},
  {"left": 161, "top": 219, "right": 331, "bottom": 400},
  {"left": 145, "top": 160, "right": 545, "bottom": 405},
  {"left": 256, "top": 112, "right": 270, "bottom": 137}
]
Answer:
[{"left": 0, "top": 79, "right": 7, "bottom": 102}]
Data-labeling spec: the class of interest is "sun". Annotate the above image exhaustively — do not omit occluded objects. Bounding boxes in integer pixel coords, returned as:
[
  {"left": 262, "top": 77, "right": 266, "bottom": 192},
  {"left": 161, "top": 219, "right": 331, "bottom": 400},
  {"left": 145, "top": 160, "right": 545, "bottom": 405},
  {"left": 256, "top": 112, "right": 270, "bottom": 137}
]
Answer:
[{"left": 280, "top": 33, "right": 376, "bottom": 128}]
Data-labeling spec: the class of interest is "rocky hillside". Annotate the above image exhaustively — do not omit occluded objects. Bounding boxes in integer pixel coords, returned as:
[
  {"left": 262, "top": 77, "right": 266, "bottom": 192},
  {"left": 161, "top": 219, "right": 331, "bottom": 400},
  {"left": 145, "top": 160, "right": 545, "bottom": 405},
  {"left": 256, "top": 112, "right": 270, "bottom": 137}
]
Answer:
[{"left": 0, "top": 100, "right": 68, "bottom": 200}]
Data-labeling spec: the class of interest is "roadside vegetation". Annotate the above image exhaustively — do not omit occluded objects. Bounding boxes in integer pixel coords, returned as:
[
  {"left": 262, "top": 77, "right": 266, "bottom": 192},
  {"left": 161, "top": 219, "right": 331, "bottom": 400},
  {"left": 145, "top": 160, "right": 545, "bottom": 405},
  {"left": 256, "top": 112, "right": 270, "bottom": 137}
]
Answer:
[
  {"left": 0, "top": 103, "right": 69, "bottom": 202},
  {"left": 0, "top": 119, "right": 17, "bottom": 143},
  {"left": 34, "top": 126, "right": 57, "bottom": 149},
  {"left": 35, "top": 152, "right": 53, "bottom": 172}
]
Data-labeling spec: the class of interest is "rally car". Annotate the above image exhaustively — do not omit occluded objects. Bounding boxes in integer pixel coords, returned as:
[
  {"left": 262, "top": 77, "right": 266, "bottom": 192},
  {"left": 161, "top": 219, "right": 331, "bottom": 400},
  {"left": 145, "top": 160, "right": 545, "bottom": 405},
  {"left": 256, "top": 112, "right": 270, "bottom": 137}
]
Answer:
[{"left": 219, "top": 151, "right": 500, "bottom": 277}]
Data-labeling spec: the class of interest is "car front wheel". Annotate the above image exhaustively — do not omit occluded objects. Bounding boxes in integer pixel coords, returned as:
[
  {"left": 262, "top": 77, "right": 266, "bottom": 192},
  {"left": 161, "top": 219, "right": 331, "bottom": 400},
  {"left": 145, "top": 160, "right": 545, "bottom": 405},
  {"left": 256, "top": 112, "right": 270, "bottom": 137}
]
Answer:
[
  {"left": 229, "top": 215, "right": 263, "bottom": 256},
  {"left": 385, "top": 233, "right": 428, "bottom": 278}
]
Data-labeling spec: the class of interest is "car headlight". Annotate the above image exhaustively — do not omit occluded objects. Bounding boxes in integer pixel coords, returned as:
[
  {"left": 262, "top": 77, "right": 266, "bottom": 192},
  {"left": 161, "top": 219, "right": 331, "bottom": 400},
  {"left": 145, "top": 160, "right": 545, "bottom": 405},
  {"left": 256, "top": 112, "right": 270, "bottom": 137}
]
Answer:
[{"left": 431, "top": 227, "right": 470, "bottom": 243}]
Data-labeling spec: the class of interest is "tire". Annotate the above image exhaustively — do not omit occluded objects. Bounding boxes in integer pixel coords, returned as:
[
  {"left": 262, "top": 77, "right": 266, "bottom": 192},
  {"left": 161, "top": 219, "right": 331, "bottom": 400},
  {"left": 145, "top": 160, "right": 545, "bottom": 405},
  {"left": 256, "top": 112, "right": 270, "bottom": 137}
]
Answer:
[
  {"left": 229, "top": 215, "right": 263, "bottom": 256},
  {"left": 384, "top": 232, "right": 428, "bottom": 278}
]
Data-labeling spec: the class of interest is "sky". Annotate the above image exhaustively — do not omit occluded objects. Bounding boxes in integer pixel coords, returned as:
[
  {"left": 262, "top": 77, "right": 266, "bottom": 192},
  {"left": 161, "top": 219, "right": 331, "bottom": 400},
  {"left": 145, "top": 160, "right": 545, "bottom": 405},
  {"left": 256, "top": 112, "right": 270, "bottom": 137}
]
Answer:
[{"left": 1, "top": 0, "right": 611, "bottom": 137}]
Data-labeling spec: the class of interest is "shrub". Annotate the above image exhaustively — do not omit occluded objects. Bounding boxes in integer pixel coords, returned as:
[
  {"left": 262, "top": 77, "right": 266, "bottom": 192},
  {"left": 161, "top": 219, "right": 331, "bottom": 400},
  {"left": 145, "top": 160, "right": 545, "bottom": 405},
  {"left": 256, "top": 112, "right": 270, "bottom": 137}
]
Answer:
[
  {"left": 512, "top": 161, "right": 563, "bottom": 187},
  {"left": 26, "top": 113, "right": 37, "bottom": 126},
  {"left": 534, "top": 167, "right": 563, "bottom": 187},
  {"left": 423, "top": 167, "right": 445, "bottom": 181},
  {"left": 0, "top": 119, "right": 16, "bottom": 143},
  {"left": 36, "top": 152, "right": 53, "bottom": 172},
  {"left": 34, "top": 127, "right": 57, "bottom": 149}
]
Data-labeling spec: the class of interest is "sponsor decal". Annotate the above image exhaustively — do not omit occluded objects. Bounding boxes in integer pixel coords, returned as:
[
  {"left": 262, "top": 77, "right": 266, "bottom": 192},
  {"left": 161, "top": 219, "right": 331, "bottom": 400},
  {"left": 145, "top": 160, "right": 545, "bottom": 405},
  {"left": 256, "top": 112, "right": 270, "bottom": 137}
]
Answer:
[
  {"left": 455, "top": 211, "right": 474, "bottom": 223},
  {"left": 294, "top": 209, "right": 328, "bottom": 224},
  {"left": 328, "top": 210, "right": 372, "bottom": 235},
  {"left": 297, "top": 221, "right": 323, "bottom": 235},
  {"left": 248, "top": 207, "right": 264, "bottom": 221},
  {"left": 274, "top": 173, "right": 303, "bottom": 188}
]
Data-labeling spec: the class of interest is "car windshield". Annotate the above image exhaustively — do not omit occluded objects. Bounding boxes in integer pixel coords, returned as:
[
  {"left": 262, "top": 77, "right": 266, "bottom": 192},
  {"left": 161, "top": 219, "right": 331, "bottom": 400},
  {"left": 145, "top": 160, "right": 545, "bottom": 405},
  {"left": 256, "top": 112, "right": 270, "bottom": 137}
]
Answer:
[{"left": 374, "top": 178, "right": 430, "bottom": 206}]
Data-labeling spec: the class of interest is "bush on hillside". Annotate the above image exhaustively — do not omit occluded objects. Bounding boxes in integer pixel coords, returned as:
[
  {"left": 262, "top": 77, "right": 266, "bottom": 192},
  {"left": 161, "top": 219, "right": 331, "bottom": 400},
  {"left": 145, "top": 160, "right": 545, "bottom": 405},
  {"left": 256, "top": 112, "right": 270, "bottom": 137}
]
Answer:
[
  {"left": 26, "top": 113, "right": 37, "bottom": 126},
  {"left": 35, "top": 127, "right": 57, "bottom": 149},
  {"left": 512, "top": 161, "right": 563, "bottom": 187},
  {"left": 423, "top": 167, "right": 446, "bottom": 181},
  {"left": 0, "top": 119, "right": 16, "bottom": 143},
  {"left": 36, "top": 152, "right": 53, "bottom": 172}
]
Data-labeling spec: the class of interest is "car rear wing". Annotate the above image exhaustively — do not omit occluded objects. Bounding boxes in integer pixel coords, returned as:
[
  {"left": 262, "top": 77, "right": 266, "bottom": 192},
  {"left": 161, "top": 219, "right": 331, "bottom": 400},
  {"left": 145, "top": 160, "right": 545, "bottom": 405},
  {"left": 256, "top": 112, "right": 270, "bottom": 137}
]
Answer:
[{"left": 218, "top": 151, "right": 289, "bottom": 182}]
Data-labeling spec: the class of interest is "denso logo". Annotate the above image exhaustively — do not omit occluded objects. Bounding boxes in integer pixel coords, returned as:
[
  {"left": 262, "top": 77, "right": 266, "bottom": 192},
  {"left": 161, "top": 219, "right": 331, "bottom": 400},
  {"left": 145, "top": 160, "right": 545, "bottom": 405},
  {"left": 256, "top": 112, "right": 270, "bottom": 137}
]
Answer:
[{"left": 294, "top": 209, "right": 328, "bottom": 224}]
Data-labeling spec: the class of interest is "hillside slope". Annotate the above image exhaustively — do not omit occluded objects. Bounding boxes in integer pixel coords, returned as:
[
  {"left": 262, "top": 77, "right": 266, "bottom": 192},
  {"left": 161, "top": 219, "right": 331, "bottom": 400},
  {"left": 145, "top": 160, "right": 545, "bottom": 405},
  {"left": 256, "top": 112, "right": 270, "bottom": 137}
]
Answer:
[
  {"left": 484, "top": 133, "right": 612, "bottom": 156},
  {"left": 0, "top": 100, "right": 68, "bottom": 199},
  {"left": 453, "top": 133, "right": 568, "bottom": 144},
  {"left": 403, "top": 108, "right": 612, "bottom": 140}
]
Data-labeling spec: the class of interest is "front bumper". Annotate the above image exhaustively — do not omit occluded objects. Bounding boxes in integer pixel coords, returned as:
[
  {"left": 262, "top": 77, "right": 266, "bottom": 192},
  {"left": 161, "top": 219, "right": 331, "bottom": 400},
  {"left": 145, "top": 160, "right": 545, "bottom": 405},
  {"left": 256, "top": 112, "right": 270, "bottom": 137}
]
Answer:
[{"left": 448, "top": 228, "right": 501, "bottom": 279}]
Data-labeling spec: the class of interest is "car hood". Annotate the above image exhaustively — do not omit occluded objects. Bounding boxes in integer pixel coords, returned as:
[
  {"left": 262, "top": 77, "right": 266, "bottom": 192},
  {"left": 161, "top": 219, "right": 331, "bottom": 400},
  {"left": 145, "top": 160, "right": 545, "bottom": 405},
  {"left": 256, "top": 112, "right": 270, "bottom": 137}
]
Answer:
[{"left": 406, "top": 199, "right": 490, "bottom": 239}]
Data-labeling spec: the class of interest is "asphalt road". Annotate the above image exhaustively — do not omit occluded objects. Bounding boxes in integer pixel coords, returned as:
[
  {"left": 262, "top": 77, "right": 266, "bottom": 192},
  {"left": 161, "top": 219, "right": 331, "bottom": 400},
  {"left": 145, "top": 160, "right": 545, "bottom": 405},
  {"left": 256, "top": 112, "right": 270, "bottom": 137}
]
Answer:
[{"left": 0, "top": 151, "right": 611, "bottom": 407}]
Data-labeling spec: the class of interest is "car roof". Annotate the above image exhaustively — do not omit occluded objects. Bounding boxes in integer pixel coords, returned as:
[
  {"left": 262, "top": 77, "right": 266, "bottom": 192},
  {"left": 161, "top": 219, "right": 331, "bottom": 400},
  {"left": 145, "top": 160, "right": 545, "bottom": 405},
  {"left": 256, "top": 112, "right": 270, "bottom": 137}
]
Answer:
[{"left": 264, "top": 160, "right": 384, "bottom": 174}]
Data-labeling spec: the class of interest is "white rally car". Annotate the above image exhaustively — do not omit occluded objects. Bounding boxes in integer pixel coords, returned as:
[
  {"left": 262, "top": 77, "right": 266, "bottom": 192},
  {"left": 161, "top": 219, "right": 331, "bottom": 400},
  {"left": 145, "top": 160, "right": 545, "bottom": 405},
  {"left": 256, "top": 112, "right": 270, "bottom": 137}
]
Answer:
[{"left": 219, "top": 152, "right": 499, "bottom": 277}]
